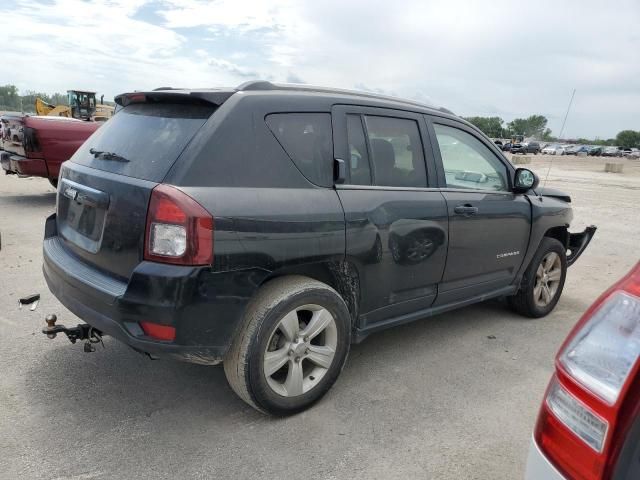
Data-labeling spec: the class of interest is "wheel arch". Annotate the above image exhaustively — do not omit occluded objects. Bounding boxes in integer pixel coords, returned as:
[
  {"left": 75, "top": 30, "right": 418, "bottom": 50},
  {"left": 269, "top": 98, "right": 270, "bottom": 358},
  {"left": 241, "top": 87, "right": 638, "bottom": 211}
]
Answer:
[
  {"left": 259, "top": 260, "right": 360, "bottom": 330},
  {"left": 543, "top": 225, "right": 569, "bottom": 248}
]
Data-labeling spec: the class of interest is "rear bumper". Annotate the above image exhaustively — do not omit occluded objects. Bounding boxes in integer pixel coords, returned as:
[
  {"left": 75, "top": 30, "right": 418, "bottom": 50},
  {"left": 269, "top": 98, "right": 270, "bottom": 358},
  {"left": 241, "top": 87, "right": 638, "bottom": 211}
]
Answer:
[
  {"left": 1, "top": 151, "right": 48, "bottom": 177},
  {"left": 43, "top": 214, "right": 261, "bottom": 364},
  {"left": 525, "top": 437, "right": 566, "bottom": 480}
]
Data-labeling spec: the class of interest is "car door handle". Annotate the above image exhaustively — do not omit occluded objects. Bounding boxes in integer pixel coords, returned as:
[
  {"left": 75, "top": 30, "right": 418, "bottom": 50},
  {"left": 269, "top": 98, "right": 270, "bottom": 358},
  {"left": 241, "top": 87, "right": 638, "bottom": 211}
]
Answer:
[{"left": 454, "top": 204, "right": 478, "bottom": 215}]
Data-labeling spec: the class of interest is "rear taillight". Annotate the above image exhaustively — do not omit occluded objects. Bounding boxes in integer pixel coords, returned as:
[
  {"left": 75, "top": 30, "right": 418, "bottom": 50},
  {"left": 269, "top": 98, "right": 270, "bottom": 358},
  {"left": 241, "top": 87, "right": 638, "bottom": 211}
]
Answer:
[
  {"left": 144, "top": 184, "right": 213, "bottom": 266},
  {"left": 560, "top": 291, "right": 640, "bottom": 405},
  {"left": 535, "top": 262, "right": 640, "bottom": 480}
]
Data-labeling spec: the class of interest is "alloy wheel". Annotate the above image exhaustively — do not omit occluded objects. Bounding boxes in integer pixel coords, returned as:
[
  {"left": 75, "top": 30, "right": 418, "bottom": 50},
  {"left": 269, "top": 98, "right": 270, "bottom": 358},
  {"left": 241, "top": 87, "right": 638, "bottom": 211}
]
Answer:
[
  {"left": 534, "top": 252, "right": 562, "bottom": 307},
  {"left": 263, "top": 304, "right": 337, "bottom": 397}
]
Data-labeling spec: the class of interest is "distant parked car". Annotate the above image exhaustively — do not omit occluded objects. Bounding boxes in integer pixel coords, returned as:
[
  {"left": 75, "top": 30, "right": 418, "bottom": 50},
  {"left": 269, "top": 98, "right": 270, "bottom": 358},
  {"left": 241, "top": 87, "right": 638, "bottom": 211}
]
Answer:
[
  {"left": 493, "top": 139, "right": 503, "bottom": 147},
  {"left": 602, "top": 146, "right": 622, "bottom": 157},
  {"left": 542, "top": 144, "right": 565, "bottom": 155},
  {"left": 525, "top": 261, "right": 640, "bottom": 480},
  {"left": 510, "top": 143, "right": 528, "bottom": 154},
  {"left": 625, "top": 148, "right": 640, "bottom": 158},
  {"left": 565, "top": 145, "right": 590, "bottom": 156},
  {"left": 511, "top": 142, "right": 540, "bottom": 155},
  {"left": 564, "top": 146, "right": 578, "bottom": 155},
  {"left": 588, "top": 146, "right": 603, "bottom": 156},
  {"left": 527, "top": 141, "right": 541, "bottom": 154},
  {"left": 1, "top": 114, "right": 100, "bottom": 188},
  {"left": 501, "top": 141, "right": 512, "bottom": 151}
]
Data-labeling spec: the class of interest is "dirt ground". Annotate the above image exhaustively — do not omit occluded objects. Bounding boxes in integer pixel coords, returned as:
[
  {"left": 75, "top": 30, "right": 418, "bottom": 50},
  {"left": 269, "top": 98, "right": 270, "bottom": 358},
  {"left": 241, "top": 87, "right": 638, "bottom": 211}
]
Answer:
[{"left": 0, "top": 154, "right": 638, "bottom": 480}]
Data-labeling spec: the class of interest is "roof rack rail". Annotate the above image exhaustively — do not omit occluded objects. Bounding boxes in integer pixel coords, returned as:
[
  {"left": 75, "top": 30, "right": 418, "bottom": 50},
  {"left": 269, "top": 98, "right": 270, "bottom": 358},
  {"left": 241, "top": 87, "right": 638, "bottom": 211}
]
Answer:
[
  {"left": 235, "top": 80, "right": 450, "bottom": 113},
  {"left": 236, "top": 81, "right": 277, "bottom": 91}
]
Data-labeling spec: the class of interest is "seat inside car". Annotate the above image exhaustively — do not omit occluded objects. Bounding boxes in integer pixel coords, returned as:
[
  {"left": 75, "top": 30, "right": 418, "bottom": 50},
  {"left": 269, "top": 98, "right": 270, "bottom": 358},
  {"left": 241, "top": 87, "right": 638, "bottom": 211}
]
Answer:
[
  {"left": 370, "top": 138, "right": 396, "bottom": 185},
  {"left": 370, "top": 137, "right": 423, "bottom": 187}
]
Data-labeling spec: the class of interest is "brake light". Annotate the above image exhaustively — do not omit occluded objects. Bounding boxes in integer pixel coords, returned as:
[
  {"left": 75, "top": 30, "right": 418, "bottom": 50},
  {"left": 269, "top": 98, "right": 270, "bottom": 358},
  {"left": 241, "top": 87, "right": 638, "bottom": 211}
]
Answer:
[
  {"left": 535, "top": 262, "right": 640, "bottom": 480},
  {"left": 121, "top": 93, "right": 147, "bottom": 106},
  {"left": 144, "top": 184, "right": 213, "bottom": 265},
  {"left": 560, "top": 291, "right": 640, "bottom": 405},
  {"left": 140, "top": 321, "right": 176, "bottom": 341}
]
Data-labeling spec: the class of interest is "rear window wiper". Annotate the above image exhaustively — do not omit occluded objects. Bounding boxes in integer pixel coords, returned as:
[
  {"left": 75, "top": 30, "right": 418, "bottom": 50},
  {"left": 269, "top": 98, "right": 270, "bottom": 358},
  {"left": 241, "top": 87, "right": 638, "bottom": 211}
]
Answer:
[{"left": 89, "top": 148, "right": 130, "bottom": 162}]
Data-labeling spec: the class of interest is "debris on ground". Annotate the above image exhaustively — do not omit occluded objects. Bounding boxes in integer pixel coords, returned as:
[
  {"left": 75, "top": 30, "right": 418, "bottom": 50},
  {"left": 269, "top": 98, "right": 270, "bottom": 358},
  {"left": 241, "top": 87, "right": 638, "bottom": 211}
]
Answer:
[{"left": 18, "top": 293, "right": 40, "bottom": 311}]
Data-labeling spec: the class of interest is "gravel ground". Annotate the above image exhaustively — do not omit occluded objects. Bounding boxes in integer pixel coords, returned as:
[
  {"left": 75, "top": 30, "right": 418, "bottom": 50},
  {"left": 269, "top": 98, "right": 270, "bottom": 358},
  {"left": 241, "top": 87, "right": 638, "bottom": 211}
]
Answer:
[{"left": 0, "top": 155, "right": 638, "bottom": 480}]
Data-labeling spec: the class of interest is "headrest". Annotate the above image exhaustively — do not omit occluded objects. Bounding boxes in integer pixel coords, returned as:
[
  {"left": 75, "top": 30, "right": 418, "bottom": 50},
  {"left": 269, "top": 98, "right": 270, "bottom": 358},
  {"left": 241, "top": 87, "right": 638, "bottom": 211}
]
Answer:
[{"left": 370, "top": 138, "right": 395, "bottom": 168}]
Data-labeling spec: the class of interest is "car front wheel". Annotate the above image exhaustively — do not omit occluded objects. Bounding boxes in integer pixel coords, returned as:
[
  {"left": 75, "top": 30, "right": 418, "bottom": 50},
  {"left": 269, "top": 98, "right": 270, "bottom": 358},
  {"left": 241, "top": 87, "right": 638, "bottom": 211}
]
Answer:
[
  {"left": 508, "top": 237, "right": 567, "bottom": 318},
  {"left": 224, "top": 276, "right": 351, "bottom": 415}
]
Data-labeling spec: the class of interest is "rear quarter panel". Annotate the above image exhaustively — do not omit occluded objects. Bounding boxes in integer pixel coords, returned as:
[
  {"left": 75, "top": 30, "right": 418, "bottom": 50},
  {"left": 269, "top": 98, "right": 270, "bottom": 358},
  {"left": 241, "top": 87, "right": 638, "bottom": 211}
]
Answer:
[{"left": 169, "top": 93, "right": 346, "bottom": 276}]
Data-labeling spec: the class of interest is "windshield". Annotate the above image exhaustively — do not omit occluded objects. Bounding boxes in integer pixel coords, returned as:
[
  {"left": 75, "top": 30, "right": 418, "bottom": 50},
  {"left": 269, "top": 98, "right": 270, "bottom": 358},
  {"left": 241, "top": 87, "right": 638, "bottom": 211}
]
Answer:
[{"left": 71, "top": 102, "right": 215, "bottom": 182}]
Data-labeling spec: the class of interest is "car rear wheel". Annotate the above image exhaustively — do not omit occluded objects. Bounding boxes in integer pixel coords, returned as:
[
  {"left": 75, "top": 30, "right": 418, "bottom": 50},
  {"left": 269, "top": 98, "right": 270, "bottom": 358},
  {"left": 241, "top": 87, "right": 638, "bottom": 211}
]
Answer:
[
  {"left": 508, "top": 237, "right": 567, "bottom": 318},
  {"left": 224, "top": 276, "right": 351, "bottom": 415}
]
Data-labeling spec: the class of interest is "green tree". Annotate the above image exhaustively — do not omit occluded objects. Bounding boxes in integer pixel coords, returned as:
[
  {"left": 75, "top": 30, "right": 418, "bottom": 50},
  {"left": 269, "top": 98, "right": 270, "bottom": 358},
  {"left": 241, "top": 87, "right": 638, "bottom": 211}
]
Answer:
[
  {"left": 507, "top": 115, "right": 549, "bottom": 138},
  {"left": 615, "top": 130, "right": 640, "bottom": 148},
  {"left": 506, "top": 118, "right": 528, "bottom": 136},
  {"left": 464, "top": 116, "right": 505, "bottom": 138},
  {"left": 0, "top": 84, "right": 21, "bottom": 111}
]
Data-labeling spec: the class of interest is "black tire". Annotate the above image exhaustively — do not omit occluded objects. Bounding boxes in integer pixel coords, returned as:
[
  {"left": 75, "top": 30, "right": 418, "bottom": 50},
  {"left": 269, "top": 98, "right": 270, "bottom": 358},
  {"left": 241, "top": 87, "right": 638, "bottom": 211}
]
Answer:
[
  {"left": 49, "top": 178, "right": 58, "bottom": 189},
  {"left": 224, "top": 276, "right": 351, "bottom": 415},
  {"left": 508, "top": 237, "right": 567, "bottom": 318}
]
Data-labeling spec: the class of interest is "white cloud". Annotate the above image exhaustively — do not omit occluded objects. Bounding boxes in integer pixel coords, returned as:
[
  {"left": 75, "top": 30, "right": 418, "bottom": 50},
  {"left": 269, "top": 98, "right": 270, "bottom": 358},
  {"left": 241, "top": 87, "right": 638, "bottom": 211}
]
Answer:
[
  {"left": 157, "top": 0, "right": 294, "bottom": 31},
  {"left": 207, "top": 58, "right": 259, "bottom": 77},
  {"left": 0, "top": 0, "right": 638, "bottom": 137}
]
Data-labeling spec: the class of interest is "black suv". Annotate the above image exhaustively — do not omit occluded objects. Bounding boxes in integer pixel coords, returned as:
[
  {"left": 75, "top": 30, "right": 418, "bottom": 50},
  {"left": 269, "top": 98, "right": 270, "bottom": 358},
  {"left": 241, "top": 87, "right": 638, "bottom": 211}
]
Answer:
[
  {"left": 511, "top": 142, "right": 540, "bottom": 155},
  {"left": 42, "top": 81, "right": 596, "bottom": 415}
]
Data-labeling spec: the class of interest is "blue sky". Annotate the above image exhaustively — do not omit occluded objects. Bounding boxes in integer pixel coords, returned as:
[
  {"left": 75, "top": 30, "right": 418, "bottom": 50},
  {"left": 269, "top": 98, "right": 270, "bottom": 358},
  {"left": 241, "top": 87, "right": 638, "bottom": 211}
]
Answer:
[{"left": 0, "top": 0, "right": 638, "bottom": 138}]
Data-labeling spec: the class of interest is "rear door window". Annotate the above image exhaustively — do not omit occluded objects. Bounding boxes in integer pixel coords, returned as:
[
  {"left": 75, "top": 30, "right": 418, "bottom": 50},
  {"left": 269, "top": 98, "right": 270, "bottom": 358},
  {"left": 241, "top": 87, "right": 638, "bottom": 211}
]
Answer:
[
  {"left": 71, "top": 103, "right": 215, "bottom": 182},
  {"left": 266, "top": 113, "right": 333, "bottom": 187},
  {"left": 364, "top": 116, "right": 427, "bottom": 188}
]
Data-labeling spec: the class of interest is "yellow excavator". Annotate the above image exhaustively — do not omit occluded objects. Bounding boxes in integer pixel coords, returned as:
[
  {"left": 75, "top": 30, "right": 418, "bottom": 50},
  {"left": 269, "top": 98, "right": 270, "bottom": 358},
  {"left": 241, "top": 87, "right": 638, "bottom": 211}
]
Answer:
[{"left": 35, "top": 90, "right": 114, "bottom": 121}]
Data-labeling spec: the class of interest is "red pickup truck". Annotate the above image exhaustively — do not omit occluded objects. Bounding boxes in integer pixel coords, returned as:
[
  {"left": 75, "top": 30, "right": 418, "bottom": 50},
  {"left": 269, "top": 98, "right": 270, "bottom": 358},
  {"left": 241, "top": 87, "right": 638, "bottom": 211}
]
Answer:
[{"left": 1, "top": 114, "right": 100, "bottom": 187}]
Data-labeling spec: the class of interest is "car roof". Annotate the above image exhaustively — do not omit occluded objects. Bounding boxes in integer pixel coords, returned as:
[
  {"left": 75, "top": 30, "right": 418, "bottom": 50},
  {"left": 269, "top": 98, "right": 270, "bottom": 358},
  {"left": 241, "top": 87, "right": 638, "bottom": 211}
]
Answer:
[{"left": 116, "top": 80, "right": 455, "bottom": 116}]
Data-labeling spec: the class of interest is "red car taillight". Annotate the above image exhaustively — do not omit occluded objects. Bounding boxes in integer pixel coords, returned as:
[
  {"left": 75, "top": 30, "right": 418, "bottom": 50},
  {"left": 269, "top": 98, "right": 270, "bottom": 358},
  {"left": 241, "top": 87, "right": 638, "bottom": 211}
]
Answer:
[
  {"left": 535, "top": 262, "right": 640, "bottom": 480},
  {"left": 144, "top": 184, "right": 214, "bottom": 266}
]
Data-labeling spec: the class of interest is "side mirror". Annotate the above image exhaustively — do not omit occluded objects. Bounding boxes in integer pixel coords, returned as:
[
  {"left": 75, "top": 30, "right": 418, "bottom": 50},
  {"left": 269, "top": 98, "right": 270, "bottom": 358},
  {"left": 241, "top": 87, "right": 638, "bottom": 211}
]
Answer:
[{"left": 513, "top": 168, "right": 539, "bottom": 193}]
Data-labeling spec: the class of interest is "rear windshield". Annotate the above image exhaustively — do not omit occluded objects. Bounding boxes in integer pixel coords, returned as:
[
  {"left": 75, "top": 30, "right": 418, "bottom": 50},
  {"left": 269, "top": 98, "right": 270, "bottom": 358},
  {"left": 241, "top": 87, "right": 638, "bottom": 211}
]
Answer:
[{"left": 71, "top": 102, "right": 215, "bottom": 182}]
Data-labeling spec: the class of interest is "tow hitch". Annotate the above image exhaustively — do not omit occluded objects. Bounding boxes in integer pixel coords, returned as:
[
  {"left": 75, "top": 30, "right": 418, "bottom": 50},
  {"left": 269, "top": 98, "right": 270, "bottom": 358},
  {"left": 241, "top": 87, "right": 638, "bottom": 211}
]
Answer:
[{"left": 42, "top": 314, "right": 105, "bottom": 352}]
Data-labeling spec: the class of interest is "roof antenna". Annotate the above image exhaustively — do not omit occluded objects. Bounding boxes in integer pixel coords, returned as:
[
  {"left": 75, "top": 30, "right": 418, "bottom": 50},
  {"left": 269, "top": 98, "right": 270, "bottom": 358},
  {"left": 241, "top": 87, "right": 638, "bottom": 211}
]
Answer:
[{"left": 543, "top": 88, "right": 575, "bottom": 188}]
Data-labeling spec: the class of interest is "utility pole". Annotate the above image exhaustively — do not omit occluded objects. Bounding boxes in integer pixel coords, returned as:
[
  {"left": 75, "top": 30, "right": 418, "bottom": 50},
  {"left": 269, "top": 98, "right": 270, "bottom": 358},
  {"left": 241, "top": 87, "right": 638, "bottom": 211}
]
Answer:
[{"left": 558, "top": 89, "right": 576, "bottom": 140}]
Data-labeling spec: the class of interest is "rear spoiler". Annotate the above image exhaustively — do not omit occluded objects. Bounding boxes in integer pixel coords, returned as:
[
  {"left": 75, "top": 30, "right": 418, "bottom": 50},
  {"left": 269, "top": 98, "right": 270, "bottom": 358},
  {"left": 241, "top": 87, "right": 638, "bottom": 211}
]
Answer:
[{"left": 115, "top": 90, "right": 235, "bottom": 108}]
